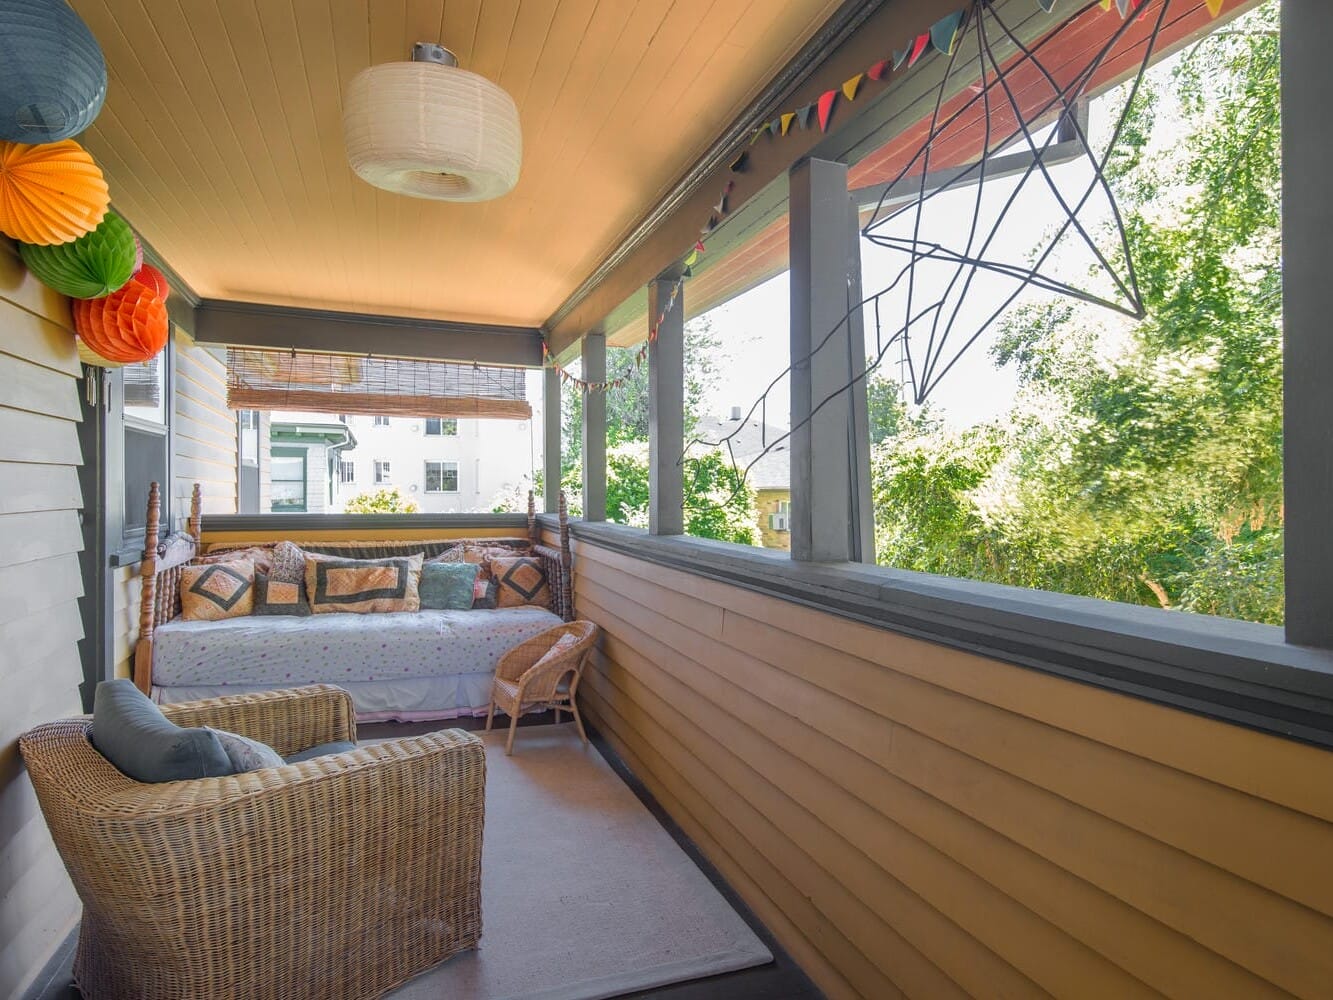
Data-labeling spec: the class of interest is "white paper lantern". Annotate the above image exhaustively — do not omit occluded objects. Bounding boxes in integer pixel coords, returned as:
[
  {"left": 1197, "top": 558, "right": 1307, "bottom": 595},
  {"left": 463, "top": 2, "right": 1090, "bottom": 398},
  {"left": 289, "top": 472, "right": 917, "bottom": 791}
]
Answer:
[{"left": 343, "top": 44, "right": 521, "bottom": 202}]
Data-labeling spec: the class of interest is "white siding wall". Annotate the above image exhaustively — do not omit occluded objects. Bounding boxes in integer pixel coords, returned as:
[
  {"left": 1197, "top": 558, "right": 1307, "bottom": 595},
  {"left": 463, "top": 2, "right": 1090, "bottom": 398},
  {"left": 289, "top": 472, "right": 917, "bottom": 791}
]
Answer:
[{"left": 0, "top": 240, "right": 84, "bottom": 998}]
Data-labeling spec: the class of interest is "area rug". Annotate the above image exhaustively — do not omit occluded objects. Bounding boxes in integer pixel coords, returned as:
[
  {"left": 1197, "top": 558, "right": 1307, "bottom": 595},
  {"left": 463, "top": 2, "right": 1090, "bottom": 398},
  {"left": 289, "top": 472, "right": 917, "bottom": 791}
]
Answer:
[{"left": 385, "top": 724, "right": 772, "bottom": 1000}]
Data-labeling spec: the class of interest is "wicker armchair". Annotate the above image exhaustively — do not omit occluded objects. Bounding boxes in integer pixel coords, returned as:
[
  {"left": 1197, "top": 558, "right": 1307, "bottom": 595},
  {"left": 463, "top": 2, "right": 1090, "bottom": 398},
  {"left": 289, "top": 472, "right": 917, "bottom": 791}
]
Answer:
[
  {"left": 486, "top": 620, "right": 599, "bottom": 755},
  {"left": 19, "top": 684, "right": 486, "bottom": 1000}
]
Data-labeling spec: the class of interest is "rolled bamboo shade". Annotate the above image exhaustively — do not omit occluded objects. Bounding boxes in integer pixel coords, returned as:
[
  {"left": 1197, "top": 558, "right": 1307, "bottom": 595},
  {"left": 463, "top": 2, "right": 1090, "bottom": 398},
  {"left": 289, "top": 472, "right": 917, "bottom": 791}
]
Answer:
[{"left": 226, "top": 348, "right": 531, "bottom": 420}]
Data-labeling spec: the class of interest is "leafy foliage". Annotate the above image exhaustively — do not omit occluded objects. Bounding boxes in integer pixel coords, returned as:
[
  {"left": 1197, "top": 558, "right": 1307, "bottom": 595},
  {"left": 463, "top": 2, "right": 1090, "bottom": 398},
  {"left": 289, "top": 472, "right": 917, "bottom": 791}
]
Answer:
[
  {"left": 871, "top": 4, "right": 1283, "bottom": 623},
  {"left": 343, "top": 486, "right": 420, "bottom": 513},
  {"left": 558, "top": 315, "right": 764, "bottom": 543}
]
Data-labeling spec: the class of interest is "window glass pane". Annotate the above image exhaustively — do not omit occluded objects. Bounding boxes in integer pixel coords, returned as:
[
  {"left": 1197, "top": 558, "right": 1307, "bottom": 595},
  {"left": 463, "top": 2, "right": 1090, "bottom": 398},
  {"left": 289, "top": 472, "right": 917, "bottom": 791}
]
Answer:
[
  {"left": 862, "top": 3, "right": 1282, "bottom": 624},
  {"left": 124, "top": 355, "right": 165, "bottom": 425}
]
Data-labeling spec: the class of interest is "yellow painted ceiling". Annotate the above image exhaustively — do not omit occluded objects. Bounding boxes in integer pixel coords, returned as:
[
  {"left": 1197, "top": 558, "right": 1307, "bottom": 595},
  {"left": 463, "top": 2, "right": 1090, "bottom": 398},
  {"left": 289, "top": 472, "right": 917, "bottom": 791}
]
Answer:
[{"left": 68, "top": 0, "right": 842, "bottom": 328}]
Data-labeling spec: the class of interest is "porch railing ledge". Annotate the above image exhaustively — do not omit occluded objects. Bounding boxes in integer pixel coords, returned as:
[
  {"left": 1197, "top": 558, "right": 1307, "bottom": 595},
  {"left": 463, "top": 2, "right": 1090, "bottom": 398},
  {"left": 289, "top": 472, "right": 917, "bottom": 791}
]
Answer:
[{"left": 544, "top": 516, "right": 1333, "bottom": 751}]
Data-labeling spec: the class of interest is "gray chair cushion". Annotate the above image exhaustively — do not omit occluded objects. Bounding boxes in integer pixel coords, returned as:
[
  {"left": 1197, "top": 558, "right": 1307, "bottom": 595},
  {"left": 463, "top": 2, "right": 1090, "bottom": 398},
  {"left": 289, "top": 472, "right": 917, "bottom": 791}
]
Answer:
[
  {"left": 208, "top": 727, "right": 285, "bottom": 772},
  {"left": 90, "top": 679, "right": 233, "bottom": 782},
  {"left": 283, "top": 740, "right": 357, "bottom": 764}
]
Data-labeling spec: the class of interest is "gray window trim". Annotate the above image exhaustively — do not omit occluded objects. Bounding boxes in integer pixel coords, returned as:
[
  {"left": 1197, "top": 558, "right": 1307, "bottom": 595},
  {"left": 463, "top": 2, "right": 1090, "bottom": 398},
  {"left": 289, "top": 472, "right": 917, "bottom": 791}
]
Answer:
[
  {"left": 270, "top": 446, "right": 308, "bottom": 513},
  {"left": 553, "top": 518, "right": 1333, "bottom": 750}
]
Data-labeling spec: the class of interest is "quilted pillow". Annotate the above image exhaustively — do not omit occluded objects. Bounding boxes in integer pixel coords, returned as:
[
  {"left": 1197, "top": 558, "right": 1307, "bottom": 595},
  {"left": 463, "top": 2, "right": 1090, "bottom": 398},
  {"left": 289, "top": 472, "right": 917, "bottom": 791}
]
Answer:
[
  {"left": 196, "top": 545, "right": 274, "bottom": 574},
  {"left": 488, "top": 555, "right": 552, "bottom": 609},
  {"left": 433, "top": 543, "right": 526, "bottom": 583},
  {"left": 304, "top": 553, "right": 423, "bottom": 614},
  {"left": 253, "top": 572, "right": 311, "bottom": 616},
  {"left": 207, "top": 727, "right": 284, "bottom": 772},
  {"left": 180, "top": 559, "right": 255, "bottom": 621}
]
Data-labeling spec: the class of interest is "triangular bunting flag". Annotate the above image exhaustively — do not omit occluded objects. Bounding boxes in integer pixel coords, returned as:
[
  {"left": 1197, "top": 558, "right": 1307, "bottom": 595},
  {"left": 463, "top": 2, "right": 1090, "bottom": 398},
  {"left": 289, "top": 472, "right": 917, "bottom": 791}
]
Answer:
[
  {"left": 842, "top": 73, "right": 864, "bottom": 101},
  {"left": 1205, "top": 0, "right": 1223, "bottom": 14},
  {"left": 748, "top": 123, "right": 769, "bottom": 145},
  {"left": 713, "top": 192, "right": 728, "bottom": 215},
  {"left": 684, "top": 249, "right": 699, "bottom": 267},
  {"left": 1099, "top": 0, "right": 1112, "bottom": 8},
  {"left": 1037, "top": 0, "right": 1056, "bottom": 11},
  {"left": 867, "top": 59, "right": 890, "bottom": 82},
  {"left": 816, "top": 89, "right": 837, "bottom": 132},
  {"left": 795, "top": 103, "right": 815, "bottom": 130},
  {"left": 893, "top": 48, "right": 909, "bottom": 70},
  {"left": 1115, "top": 0, "right": 1132, "bottom": 15},
  {"left": 908, "top": 32, "right": 931, "bottom": 67},
  {"left": 780, "top": 112, "right": 796, "bottom": 136},
  {"left": 931, "top": 11, "right": 964, "bottom": 54},
  {"left": 695, "top": 240, "right": 706, "bottom": 253},
  {"left": 770, "top": 117, "right": 783, "bottom": 136}
]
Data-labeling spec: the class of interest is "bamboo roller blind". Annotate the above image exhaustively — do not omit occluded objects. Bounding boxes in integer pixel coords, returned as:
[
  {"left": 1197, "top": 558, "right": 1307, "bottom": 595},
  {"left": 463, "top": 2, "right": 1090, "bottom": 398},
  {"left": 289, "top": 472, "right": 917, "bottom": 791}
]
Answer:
[{"left": 226, "top": 348, "right": 532, "bottom": 420}]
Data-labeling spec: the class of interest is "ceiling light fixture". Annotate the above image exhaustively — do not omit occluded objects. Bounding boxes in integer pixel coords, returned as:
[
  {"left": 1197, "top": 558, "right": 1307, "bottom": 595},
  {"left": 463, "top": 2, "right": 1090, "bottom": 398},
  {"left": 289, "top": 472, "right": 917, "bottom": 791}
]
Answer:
[{"left": 343, "top": 42, "right": 521, "bottom": 203}]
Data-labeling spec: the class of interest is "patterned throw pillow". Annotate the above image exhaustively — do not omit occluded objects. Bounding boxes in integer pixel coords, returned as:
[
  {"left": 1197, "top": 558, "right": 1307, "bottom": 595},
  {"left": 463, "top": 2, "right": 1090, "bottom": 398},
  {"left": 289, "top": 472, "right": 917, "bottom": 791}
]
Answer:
[
  {"left": 433, "top": 543, "right": 525, "bottom": 583},
  {"left": 488, "top": 555, "right": 552, "bottom": 609},
  {"left": 304, "top": 553, "right": 423, "bottom": 614},
  {"left": 472, "top": 575, "right": 499, "bottom": 610},
  {"left": 419, "top": 562, "right": 479, "bottom": 610},
  {"left": 253, "top": 572, "right": 311, "bottom": 616},
  {"left": 207, "top": 727, "right": 284, "bottom": 772},
  {"left": 180, "top": 559, "right": 255, "bottom": 621},
  {"left": 197, "top": 545, "right": 274, "bottom": 574},
  {"left": 269, "top": 540, "right": 306, "bottom": 583}
]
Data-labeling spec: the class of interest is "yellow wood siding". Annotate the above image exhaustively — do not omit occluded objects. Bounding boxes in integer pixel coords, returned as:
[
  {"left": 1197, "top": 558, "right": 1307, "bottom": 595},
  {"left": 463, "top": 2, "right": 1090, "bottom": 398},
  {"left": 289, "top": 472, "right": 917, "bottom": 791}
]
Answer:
[
  {"left": 0, "top": 242, "right": 84, "bottom": 998},
  {"left": 569, "top": 536, "right": 1333, "bottom": 1000}
]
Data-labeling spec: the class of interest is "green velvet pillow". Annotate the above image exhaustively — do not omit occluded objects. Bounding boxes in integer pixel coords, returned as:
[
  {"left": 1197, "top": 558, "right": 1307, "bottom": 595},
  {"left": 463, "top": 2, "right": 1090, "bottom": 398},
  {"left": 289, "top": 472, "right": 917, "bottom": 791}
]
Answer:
[
  {"left": 90, "top": 679, "right": 232, "bottom": 783},
  {"left": 419, "top": 562, "right": 480, "bottom": 610}
]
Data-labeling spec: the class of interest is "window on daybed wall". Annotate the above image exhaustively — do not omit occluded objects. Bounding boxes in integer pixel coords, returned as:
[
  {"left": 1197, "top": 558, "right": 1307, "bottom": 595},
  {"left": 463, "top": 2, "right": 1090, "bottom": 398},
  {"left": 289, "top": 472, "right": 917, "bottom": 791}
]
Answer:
[
  {"left": 857, "top": 0, "right": 1282, "bottom": 625},
  {"left": 122, "top": 345, "right": 171, "bottom": 547}
]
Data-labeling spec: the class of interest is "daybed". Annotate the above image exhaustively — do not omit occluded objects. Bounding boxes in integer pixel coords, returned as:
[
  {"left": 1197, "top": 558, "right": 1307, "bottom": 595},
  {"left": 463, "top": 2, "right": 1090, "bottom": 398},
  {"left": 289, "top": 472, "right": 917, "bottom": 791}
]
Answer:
[{"left": 133, "top": 483, "right": 575, "bottom": 721}]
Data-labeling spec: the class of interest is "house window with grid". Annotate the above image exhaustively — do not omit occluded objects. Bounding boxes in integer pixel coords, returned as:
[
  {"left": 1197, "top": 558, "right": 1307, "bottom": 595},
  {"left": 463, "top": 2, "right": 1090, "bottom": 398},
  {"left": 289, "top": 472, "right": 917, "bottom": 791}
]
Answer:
[
  {"left": 424, "top": 417, "right": 457, "bottom": 436},
  {"left": 374, "top": 460, "right": 391, "bottom": 484},
  {"left": 373, "top": 415, "right": 390, "bottom": 427},
  {"left": 425, "top": 460, "right": 459, "bottom": 493},
  {"left": 338, "top": 459, "right": 356, "bottom": 484}
]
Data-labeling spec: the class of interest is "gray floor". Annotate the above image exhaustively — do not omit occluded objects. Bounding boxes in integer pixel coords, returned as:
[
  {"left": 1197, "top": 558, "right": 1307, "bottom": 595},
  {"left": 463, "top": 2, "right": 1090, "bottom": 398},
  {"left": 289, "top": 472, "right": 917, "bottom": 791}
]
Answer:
[{"left": 28, "top": 714, "right": 821, "bottom": 1000}]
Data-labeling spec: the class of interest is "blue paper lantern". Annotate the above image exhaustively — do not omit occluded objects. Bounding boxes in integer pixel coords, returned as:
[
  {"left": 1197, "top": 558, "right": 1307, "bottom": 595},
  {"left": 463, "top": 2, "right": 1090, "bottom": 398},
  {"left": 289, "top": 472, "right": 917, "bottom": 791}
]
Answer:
[{"left": 0, "top": 0, "right": 107, "bottom": 143}]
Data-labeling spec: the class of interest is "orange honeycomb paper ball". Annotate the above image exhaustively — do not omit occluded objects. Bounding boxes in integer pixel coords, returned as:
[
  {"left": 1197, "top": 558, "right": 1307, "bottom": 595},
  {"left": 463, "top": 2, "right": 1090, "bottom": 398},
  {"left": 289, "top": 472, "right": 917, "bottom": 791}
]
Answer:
[
  {"left": 72, "top": 279, "right": 168, "bottom": 365},
  {"left": 132, "top": 262, "right": 169, "bottom": 301},
  {"left": 0, "top": 139, "right": 109, "bottom": 245}
]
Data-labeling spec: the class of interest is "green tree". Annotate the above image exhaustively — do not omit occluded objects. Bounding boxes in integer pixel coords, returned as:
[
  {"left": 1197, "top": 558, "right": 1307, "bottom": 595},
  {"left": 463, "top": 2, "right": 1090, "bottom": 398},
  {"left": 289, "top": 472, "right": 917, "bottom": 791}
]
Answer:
[
  {"left": 872, "top": 3, "right": 1283, "bottom": 623},
  {"left": 344, "top": 486, "right": 420, "bottom": 513},
  {"left": 556, "top": 315, "right": 763, "bottom": 539}
]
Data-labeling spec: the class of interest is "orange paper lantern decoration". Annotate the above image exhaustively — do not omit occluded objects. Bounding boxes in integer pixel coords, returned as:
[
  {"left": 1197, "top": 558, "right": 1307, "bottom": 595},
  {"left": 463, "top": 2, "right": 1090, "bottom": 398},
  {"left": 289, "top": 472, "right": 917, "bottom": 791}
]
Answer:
[
  {"left": 0, "top": 139, "right": 109, "bottom": 245},
  {"left": 72, "top": 279, "right": 168, "bottom": 365},
  {"left": 132, "top": 263, "right": 169, "bottom": 301}
]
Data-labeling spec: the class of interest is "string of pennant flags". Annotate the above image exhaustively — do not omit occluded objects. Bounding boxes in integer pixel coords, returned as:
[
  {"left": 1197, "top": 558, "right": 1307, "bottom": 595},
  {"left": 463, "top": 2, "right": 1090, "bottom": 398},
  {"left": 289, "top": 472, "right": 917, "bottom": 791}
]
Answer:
[{"left": 542, "top": 0, "right": 1227, "bottom": 393}]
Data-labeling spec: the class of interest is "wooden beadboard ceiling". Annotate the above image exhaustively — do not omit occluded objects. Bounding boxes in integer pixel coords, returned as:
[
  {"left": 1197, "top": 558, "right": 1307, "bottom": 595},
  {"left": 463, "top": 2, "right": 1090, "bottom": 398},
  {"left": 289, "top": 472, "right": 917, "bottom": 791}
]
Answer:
[{"left": 66, "top": 0, "right": 843, "bottom": 328}]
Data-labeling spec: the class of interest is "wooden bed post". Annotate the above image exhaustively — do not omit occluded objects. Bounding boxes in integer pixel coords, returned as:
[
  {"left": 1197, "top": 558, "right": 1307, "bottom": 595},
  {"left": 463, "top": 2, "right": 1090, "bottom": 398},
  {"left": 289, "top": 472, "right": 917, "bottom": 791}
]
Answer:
[
  {"left": 527, "top": 489, "right": 539, "bottom": 545},
  {"left": 188, "top": 482, "right": 203, "bottom": 542},
  {"left": 133, "top": 482, "right": 162, "bottom": 694},
  {"left": 558, "top": 491, "right": 573, "bottom": 620}
]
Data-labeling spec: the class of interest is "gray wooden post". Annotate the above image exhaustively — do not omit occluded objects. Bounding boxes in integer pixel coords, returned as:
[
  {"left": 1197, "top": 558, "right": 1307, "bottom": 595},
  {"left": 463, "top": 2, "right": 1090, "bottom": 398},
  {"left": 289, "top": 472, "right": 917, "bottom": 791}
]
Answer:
[
  {"left": 789, "top": 157, "right": 874, "bottom": 563},
  {"left": 649, "top": 278, "right": 685, "bottom": 535},
  {"left": 1283, "top": 0, "right": 1333, "bottom": 646},
  {"left": 543, "top": 365, "right": 561, "bottom": 514},
  {"left": 581, "top": 333, "right": 607, "bottom": 522}
]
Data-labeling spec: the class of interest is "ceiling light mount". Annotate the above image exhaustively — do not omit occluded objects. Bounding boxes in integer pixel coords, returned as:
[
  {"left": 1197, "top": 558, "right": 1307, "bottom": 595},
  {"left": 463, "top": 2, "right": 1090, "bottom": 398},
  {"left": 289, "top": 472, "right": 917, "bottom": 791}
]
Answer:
[{"left": 343, "top": 40, "right": 521, "bottom": 202}]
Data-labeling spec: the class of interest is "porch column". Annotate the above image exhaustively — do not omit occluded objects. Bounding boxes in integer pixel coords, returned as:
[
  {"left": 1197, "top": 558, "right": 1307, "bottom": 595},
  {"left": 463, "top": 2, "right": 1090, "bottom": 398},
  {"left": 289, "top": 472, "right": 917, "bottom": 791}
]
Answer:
[
  {"left": 648, "top": 277, "right": 685, "bottom": 535},
  {"left": 1284, "top": 0, "right": 1333, "bottom": 646},
  {"left": 788, "top": 157, "right": 874, "bottom": 563},
  {"left": 581, "top": 333, "right": 607, "bottom": 522},
  {"left": 543, "top": 365, "right": 561, "bottom": 514}
]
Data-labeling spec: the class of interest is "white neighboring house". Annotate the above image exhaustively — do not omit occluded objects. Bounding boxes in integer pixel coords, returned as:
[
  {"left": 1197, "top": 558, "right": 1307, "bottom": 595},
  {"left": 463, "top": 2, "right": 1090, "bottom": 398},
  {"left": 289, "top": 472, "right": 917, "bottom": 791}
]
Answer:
[{"left": 269, "top": 411, "right": 537, "bottom": 513}]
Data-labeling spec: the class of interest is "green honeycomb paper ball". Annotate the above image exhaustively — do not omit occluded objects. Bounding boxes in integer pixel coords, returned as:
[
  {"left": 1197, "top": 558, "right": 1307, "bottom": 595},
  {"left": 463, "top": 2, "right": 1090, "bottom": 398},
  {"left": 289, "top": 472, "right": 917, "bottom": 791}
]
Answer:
[{"left": 19, "top": 210, "right": 137, "bottom": 299}]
